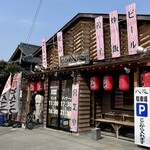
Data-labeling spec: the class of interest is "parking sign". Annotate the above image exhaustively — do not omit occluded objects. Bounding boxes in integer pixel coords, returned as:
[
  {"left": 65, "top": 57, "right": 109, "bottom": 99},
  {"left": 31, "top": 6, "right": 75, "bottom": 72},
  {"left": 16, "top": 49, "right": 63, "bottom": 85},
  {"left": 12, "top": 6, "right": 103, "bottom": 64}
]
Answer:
[
  {"left": 136, "top": 103, "right": 148, "bottom": 117},
  {"left": 134, "top": 87, "right": 150, "bottom": 147}
]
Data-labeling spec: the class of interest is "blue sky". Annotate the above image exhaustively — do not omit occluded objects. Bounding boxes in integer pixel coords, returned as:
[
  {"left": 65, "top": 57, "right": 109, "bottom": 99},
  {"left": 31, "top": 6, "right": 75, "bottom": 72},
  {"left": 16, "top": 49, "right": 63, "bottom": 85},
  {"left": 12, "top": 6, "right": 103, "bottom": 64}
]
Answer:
[{"left": 0, "top": 0, "right": 150, "bottom": 61}]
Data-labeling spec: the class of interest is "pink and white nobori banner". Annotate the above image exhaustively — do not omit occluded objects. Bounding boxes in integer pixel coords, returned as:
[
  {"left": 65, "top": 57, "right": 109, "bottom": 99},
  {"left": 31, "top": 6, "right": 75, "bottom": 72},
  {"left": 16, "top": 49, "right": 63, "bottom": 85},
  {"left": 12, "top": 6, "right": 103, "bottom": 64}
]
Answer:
[
  {"left": 0, "top": 74, "right": 12, "bottom": 114},
  {"left": 9, "top": 72, "right": 22, "bottom": 114},
  {"left": 70, "top": 84, "right": 79, "bottom": 132},
  {"left": 95, "top": 16, "right": 105, "bottom": 60},
  {"left": 57, "top": 31, "right": 64, "bottom": 66},
  {"left": 42, "top": 37, "right": 47, "bottom": 69},
  {"left": 109, "top": 10, "right": 121, "bottom": 58},
  {"left": 126, "top": 3, "right": 138, "bottom": 55}
]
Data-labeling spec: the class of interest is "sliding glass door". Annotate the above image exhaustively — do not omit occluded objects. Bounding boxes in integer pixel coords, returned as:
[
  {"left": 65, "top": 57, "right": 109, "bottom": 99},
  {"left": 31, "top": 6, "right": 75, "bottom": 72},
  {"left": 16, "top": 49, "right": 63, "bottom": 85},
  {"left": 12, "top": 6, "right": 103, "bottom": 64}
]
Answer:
[
  {"left": 47, "top": 78, "right": 72, "bottom": 131},
  {"left": 47, "top": 80, "right": 60, "bottom": 128},
  {"left": 60, "top": 79, "right": 72, "bottom": 130}
]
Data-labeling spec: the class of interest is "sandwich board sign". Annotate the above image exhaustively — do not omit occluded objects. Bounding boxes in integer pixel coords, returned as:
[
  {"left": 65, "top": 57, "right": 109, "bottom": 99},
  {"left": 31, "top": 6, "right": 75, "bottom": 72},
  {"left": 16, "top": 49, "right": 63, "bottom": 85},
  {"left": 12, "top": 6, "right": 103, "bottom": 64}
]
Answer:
[{"left": 134, "top": 87, "right": 150, "bottom": 147}]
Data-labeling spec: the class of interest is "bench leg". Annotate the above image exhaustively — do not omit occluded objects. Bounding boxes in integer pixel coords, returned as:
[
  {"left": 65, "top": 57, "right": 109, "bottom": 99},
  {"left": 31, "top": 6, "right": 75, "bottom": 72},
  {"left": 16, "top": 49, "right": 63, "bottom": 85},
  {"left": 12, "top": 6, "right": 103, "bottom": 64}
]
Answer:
[
  {"left": 111, "top": 124, "right": 121, "bottom": 139},
  {"left": 96, "top": 122, "right": 100, "bottom": 128}
]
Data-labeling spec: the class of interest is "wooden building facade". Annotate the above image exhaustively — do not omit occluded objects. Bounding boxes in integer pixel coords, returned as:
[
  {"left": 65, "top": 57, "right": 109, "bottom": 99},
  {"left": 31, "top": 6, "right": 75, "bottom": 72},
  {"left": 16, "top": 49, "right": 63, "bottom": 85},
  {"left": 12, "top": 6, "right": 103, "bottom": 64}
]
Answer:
[{"left": 26, "top": 12, "right": 150, "bottom": 138}]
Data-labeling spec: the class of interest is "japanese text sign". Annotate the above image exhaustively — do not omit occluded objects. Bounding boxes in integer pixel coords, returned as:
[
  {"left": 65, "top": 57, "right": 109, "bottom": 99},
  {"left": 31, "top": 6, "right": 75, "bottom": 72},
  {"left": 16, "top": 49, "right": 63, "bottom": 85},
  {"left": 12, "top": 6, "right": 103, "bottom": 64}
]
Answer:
[
  {"left": 70, "top": 84, "right": 79, "bottom": 132},
  {"left": 109, "top": 10, "right": 121, "bottom": 58},
  {"left": 95, "top": 16, "right": 105, "bottom": 60},
  {"left": 57, "top": 31, "right": 64, "bottom": 66},
  {"left": 0, "top": 74, "right": 11, "bottom": 113},
  {"left": 9, "top": 72, "right": 22, "bottom": 114},
  {"left": 134, "top": 87, "right": 150, "bottom": 147},
  {"left": 126, "top": 3, "right": 139, "bottom": 55},
  {"left": 42, "top": 38, "right": 47, "bottom": 69}
]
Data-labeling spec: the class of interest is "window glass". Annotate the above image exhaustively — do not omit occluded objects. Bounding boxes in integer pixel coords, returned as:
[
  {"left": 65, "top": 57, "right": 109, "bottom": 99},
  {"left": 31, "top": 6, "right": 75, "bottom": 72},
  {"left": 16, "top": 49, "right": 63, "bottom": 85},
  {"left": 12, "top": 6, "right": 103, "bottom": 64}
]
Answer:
[
  {"left": 48, "top": 81, "right": 59, "bottom": 127},
  {"left": 60, "top": 79, "right": 72, "bottom": 128}
]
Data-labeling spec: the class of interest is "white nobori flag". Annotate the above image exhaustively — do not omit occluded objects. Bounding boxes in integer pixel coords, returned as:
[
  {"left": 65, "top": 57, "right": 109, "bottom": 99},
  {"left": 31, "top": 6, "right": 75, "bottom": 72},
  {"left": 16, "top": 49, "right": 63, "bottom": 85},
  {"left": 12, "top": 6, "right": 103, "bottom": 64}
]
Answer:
[
  {"left": 0, "top": 74, "right": 12, "bottom": 114},
  {"left": 9, "top": 72, "right": 22, "bottom": 114}
]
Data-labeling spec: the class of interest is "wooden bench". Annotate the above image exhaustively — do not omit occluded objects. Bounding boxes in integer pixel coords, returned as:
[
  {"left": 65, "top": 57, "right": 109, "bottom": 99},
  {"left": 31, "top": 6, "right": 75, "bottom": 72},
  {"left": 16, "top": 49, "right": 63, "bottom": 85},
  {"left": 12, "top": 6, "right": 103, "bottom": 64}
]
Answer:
[
  {"left": 103, "top": 112, "right": 122, "bottom": 120},
  {"left": 95, "top": 118, "right": 134, "bottom": 139}
]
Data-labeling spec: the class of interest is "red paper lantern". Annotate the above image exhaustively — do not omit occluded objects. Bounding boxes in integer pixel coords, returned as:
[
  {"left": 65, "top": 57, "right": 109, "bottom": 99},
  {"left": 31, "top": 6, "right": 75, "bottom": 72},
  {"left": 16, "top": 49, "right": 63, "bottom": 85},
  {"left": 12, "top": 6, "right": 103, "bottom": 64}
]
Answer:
[
  {"left": 30, "top": 82, "right": 37, "bottom": 92},
  {"left": 37, "top": 81, "right": 44, "bottom": 92},
  {"left": 119, "top": 74, "right": 130, "bottom": 91},
  {"left": 90, "top": 76, "right": 100, "bottom": 91},
  {"left": 103, "top": 76, "right": 113, "bottom": 91},
  {"left": 140, "top": 72, "right": 150, "bottom": 87}
]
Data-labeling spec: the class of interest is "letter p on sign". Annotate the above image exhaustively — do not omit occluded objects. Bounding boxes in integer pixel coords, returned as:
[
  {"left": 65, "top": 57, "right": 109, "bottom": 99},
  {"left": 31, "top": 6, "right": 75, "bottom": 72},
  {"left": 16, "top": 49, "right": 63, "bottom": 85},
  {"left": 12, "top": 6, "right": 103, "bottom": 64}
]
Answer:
[{"left": 136, "top": 103, "right": 148, "bottom": 117}]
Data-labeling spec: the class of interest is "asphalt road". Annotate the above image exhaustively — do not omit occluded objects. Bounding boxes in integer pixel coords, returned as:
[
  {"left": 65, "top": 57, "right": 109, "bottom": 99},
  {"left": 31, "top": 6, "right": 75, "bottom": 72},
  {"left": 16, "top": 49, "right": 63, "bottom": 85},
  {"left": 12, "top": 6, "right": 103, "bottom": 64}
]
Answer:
[{"left": 0, "top": 127, "right": 148, "bottom": 150}]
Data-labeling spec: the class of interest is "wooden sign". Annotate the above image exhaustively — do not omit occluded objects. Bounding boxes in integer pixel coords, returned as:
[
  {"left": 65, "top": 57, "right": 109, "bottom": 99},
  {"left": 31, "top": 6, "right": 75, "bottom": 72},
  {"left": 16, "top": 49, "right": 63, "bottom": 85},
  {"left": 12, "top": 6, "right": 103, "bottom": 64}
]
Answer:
[{"left": 60, "top": 50, "right": 90, "bottom": 67}]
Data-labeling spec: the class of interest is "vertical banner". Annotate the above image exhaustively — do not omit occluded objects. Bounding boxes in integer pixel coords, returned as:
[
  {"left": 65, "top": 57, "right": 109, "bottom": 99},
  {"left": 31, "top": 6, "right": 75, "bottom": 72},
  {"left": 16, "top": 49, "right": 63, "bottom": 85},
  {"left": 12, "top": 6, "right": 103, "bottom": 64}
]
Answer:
[
  {"left": 95, "top": 16, "right": 105, "bottom": 60},
  {"left": 57, "top": 31, "right": 64, "bottom": 66},
  {"left": 126, "top": 3, "right": 139, "bottom": 55},
  {"left": 70, "top": 84, "right": 79, "bottom": 132},
  {"left": 134, "top": 87, "right": 150, "bottom": 147},
  {"left": 42, "top": 37, "right": 47, "bottom": 69},
  {"left": 109, "top": 10, "right": 121, "bottom": 58},
  {"left": 9, "top": 72, "right": 22, "bottom": 114},
  {"left": 0, "top": 74, "right": 11, "bottom": 113}
]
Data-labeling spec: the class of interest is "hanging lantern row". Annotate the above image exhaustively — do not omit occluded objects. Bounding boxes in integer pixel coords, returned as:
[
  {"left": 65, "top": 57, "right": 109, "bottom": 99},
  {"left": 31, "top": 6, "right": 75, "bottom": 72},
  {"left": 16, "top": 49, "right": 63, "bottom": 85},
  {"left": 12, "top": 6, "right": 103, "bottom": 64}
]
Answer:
[
  {"left": 90, "top": 74, "right": 130, "bottom": 91},
  {"left": 119, "top": 74, "right": 130, "bottom": 91},
  {"left": 103, "top": 75, "right": 113, "bottom": 91},
  {"left": 90, "top": 76, "right": 100, "bottom": 91},
  {"left": 30, "top": 81, "right": 44, "bottom": 92},
  {"left": 140, "top": 72, "right": 150, "bottom": 87}
]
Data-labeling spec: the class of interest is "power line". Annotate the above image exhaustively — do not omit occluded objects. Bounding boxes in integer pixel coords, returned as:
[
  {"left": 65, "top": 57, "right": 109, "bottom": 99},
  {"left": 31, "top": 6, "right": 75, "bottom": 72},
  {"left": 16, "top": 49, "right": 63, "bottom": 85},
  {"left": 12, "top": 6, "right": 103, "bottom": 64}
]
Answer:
[{"left": 25, "top": 0, "right": 43, "bottom": 43}]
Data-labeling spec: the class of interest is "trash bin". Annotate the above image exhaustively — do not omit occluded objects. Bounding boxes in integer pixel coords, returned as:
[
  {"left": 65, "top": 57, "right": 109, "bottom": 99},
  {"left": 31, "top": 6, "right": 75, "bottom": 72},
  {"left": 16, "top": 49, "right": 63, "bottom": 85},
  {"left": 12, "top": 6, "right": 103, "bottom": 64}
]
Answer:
[
  {"left": 0, "top": 113, "right": 5, "bottom": 126},
  {"left": 91, "top": 128, "right": 101, "bottom": 140}
]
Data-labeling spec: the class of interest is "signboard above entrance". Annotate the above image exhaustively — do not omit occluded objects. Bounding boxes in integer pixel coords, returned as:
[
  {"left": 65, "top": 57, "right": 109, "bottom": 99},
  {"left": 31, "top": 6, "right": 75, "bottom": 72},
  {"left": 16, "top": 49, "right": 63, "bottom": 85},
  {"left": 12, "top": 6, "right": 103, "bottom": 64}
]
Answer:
[{"left": 59, "top": 50, "right": 90, "bottom": 67}]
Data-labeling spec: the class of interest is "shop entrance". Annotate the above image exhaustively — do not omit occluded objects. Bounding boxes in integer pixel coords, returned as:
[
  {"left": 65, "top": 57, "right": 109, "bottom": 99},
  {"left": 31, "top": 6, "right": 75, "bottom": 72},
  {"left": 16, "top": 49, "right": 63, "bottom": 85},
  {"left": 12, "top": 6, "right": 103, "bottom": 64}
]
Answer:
[{"left": 47, "top": 78, "right": 72, "bottom": 131}]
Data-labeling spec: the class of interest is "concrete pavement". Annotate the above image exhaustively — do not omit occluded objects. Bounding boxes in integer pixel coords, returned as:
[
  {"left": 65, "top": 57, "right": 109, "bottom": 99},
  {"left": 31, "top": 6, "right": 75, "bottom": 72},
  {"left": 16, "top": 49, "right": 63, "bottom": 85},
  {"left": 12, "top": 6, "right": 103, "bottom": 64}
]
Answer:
[{"left": 0, "top": 126, "right": 149, "bottom": 150}]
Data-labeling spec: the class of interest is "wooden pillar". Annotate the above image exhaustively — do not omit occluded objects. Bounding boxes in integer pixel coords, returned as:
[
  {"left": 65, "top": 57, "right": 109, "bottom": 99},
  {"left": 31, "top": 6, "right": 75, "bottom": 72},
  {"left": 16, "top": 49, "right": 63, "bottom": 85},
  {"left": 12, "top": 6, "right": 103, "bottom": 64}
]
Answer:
[
  {"left": 91, "top": 91, "right": 95, "bottom": 125},
  {"left": 76, "top": 73, "right": 91, "bottom": 132}
]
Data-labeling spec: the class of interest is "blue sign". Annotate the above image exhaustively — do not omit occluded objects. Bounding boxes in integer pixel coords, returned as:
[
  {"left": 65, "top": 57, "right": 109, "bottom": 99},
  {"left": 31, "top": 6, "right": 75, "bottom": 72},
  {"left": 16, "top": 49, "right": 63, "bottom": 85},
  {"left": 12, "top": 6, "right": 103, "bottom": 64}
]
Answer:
[{"left": 136, "top": 103, "right": 148, "bottom": 117}]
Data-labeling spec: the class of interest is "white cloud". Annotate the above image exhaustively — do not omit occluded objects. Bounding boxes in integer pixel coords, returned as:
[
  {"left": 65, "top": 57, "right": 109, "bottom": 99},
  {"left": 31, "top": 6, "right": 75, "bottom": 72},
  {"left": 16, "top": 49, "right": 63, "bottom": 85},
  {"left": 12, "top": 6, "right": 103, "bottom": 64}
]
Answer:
[
  {"left": 17, "top": 18, "right": 42, "bottom": 28},
  {"left": 17, "top": 19, "right": 32, "bottom": 27}
]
